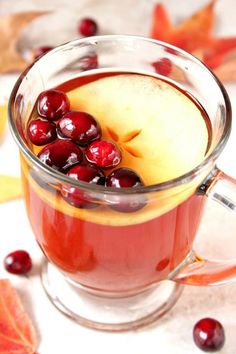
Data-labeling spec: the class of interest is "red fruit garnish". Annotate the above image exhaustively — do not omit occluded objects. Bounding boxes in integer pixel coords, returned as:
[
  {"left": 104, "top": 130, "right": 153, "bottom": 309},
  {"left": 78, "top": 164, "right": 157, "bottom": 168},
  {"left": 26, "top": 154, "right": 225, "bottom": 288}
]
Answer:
[
  {"left": 4, "top": 250, "right": 32, "bottom": 275},
  {"left": 193, "top": 318, "right": 225, "bottom": 352},
  {"left": 61, "top": 163, "right": 105, "bottom": 208},
  {"left": 0, "top": 279, "right": 37, "bottom": 353},
  {"left": 33, "top": 46, "right": 54, "bottom": 60},
  {"left": 106, "top": 167, "right": 146, "bottom": 212},
  {"left": 38, "top": 139, "right": 83, "bottom": 172},
  {"left": 58, "top": 111, "right": 101, "bottom": 146},
  {"left": 152, "top": 58, "right": 172, "bottom": 76},
  {"left": 106, "top": 167, "right": 143, "bottom": 188},
  {"left": 78, "top": 18, "right": 98, "bottom": 37},
  {"left": 37, "top": 89, "right": 70, "bottom": 121},
  {"left": 67, "top": 163, "right": 105, "bottom": 185},
  {"left": 27, "top": 118, "right": 57, "bottom": 146},
  {"left": 85, "top": 140, "right": 122, "bottom": 169}
]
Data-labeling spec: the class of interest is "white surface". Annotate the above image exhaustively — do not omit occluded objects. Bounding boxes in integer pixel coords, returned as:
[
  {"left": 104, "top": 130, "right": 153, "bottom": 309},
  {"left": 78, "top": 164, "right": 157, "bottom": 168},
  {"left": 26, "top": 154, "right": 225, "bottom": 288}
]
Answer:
[{"left": 1, "top": 1, "right": 236, "bottom": 353}]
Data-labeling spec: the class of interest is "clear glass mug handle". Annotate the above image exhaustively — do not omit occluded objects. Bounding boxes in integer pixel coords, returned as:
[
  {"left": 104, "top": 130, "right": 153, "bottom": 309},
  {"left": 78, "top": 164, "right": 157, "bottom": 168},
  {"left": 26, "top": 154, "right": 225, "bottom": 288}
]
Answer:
[{"left": 172, "top": 167, "right": 236, "bottom": 286}]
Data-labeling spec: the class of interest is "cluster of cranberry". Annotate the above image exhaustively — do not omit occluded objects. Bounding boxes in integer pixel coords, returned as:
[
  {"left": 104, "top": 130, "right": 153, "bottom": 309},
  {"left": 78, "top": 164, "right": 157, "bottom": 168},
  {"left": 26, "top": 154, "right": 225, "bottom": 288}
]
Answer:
[{"left": 27, "top": 89, "right": 144, "bottom": 211}]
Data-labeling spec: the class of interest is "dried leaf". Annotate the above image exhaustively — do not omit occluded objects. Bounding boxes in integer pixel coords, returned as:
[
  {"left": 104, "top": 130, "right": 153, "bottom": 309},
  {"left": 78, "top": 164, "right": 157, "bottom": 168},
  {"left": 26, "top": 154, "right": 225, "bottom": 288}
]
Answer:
[
  {"left": 0, "top": 279, "right": 37, "bottom": 354},
  {"left": 150, "top": 1, "right": 236, "bottom": 81},
  {"left": 170, "top": 0, "right": 215, "bottom": 52},
  {"left": 203, "top": 37, "right": 236, "bottom": 69},
  {"left": 0, "top": 176, "right": 22, "bottom": 203},
  {"left": 0, "top": 11, "right": 47, "bottom": 73},
  {"left": 0, "top": 104, "right": 7, "bottom": 140},
  {"left": 214, "top": 56, "right": 236, "bottom": 81},
  {"left": 150, "top": 3, "right": 173, "bottom": 41}
]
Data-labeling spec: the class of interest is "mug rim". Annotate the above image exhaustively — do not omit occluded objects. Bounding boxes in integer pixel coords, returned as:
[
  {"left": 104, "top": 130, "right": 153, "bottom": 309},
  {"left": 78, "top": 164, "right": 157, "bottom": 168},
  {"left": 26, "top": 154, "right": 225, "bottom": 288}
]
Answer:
[{"left": 8, "top": 34, "right": 232, "bottom": 196}]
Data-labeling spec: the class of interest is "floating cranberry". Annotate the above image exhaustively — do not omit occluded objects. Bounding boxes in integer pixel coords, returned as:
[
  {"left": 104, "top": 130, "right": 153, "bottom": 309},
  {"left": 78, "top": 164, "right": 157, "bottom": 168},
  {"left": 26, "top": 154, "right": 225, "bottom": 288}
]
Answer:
[
  {"left": 106, "top": 168, "right": 144, "bottom": 188},
  {"left": 58, "top": 111, "right": 101, "bottom": 146},
  {"left": 27, "top": 118, "right": 57, "bottom": 146},
  {"left": 61, "top": 163, "right": 105, "bottom": 208},
  {"left": 78, "top": 18, "right": 98, "bottom": 37},
  {"left": 33, "top": 46, "right": 54, "bottom": 60},
  {"left": 37, "top": 89, "right": 70, "bottom": 121},
  {"left": 193, "top": 318, "right": 225, "bottom": 352},
  {"left": 106, "top": 167, "right": 146, "bottom": 212},
  {"left": 85, "top": 140, "right": 122, "bottom": 169},
  {"left": 38, "top": 139, "right": 83, "bottom": 172},
  {"left": 4, "top": 250, "right": 32, "bottom": 275},
  {"left": 67, "top": 163, "right": 105, "bottom": 185},
  {"left": 152, "top": 58, "right": 172, "bottom": 77}
]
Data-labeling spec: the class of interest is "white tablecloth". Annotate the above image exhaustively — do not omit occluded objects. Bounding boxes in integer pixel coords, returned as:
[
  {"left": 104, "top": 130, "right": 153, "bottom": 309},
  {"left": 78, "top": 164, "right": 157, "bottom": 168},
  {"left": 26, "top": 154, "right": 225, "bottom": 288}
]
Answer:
[{"left": 1, "top": 1, "right": 236, "bottom": 353}]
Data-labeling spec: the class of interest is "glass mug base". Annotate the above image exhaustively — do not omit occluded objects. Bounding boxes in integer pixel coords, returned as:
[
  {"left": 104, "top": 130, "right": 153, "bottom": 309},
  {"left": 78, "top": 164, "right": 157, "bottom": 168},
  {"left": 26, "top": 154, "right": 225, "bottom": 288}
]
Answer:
[{"left": 41, "top": 260, "right": 184, "bottom": 331}]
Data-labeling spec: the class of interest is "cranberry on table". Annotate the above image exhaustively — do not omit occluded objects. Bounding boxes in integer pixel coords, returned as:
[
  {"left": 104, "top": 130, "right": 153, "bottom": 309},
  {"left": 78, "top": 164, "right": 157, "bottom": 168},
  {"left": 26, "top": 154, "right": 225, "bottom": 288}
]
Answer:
[
  {"left": 33, "top": 46, "right": 54, "bottom": 60},
  {"left": 78, "top": 18, "right": 98, "bottom": 37},
  {"left": 38, "top": 139, "right": 83, "bottom": 172},
  {"left": 27, "top": 118, "right": 57, "bottom": 146},
  {"left": 58, "top": 111, "right": 101, "bottom": 146},
  {"left": 193, "top": 317, "right": 225, "bottom": 352},
  {"left": 61, "top": 163, "right": 105, "bottom": 208},
  {"left": 106, "top": 167, "right": 146, "bottom": 212},
  {"left": 37, "top": 89, "right": 70, "bottom": 121},
  {"left": 85, "top": 140, "right": 122, "bottom": 169},
  {"left": 4, "top": 250, "right": 32, "bottom": 275}
]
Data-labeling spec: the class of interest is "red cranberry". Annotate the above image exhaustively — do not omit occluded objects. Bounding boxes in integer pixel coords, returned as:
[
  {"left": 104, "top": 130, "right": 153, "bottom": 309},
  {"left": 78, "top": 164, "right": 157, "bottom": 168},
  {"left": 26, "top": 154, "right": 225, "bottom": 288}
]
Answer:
[
  {"left": 37, "top": 89, "right": 70, "bottom": 121},
  {"left": 85, "top": 140, "right": 122, "bottom": 169},
  {"left": 38, "top": 139, "right": 83, "bottom": 172},
  {"left": 152, "top": 58, "right": 172, "bottom": 76},
  {"left": 33, "top": 46, "right": 54, "bottom": 60},
  {"left": 4, "top": 250, "right": 32, "bottom": 275},
  {"left": 61, "top": 163, "right": 105, "bottom": 208},
  {"left": 193, "top": 318, "right": 225, "bottom": 352},
  {"left": 58, "top": 111, "right": 101, "bottom": 146},
  {"left": 78, "top": 18, "right": 98, "bottom": 37},
  {"left": 27, "top": 118, "right": 57, "bottom": 146},
  {"left": 67, "top": 163, "right": 105, "bottom": 184},
  {"left": 106, "top": 168, "right": 146, "bottom": 212},
  {"left": 106, "top": 168, "right": 143, "bottom": 188}
]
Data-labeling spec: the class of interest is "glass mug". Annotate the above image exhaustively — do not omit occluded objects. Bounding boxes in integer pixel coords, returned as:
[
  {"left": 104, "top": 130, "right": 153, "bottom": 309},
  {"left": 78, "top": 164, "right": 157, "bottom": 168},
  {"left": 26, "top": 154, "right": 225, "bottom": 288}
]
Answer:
[{"left": 8, "top": 35, "right": 236, "bottom": 331}]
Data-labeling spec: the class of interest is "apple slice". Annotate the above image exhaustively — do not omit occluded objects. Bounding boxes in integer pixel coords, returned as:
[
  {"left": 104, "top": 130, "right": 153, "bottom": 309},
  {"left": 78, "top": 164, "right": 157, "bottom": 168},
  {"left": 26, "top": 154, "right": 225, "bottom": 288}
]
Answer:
[{"left": 67, "top": 74, "right": 209, "bottom": 185}]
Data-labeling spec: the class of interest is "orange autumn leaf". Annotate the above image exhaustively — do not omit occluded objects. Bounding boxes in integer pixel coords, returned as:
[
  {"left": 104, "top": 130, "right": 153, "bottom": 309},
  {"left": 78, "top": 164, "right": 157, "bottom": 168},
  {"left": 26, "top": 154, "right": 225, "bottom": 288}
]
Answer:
[
  {"left": 203, "top": 37, "right": 236, "bottom": 68},
  {"left": 151, "top": 1, "right": 215, "bottom": 52},
  {"left": 170, "top": 1, "right": 215, "bottom": 52},
  {"left": 150, "top": 1, "right": 236, "bottom": 80},
  {"left": 0, "top": 279, "right": 37, "bottom": 354},
  {"left": 0, "top": 11, "right": 47, "bottom": 73},
  {"left": 150, "top": 3, "right": 173, "bottom": 42},
  {"left": 214, "top": 56, "right": 236, "bottom": 81}
]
